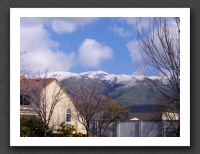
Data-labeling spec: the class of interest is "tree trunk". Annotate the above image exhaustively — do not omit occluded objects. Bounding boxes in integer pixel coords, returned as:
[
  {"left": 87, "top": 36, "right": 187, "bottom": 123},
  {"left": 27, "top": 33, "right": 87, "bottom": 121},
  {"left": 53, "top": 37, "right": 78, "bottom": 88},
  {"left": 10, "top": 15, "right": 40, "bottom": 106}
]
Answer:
[
  {"left": 86, "top": 128, "right": 89, "bottom": 137},
  {"left": 86, "top": 124, "right": 90, "bottom": 137},
  {"left": 44, "top": 128, "right": 47, "bottom": 137}
]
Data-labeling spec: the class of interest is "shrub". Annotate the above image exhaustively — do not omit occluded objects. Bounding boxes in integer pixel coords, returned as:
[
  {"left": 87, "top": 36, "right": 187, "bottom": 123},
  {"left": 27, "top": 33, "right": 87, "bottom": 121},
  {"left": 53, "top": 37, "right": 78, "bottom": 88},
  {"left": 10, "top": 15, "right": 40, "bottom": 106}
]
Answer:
[
  {"left": 20, "top": 115, "right": 53, "bottom": 137},
  {"left": 20, "top": 126, "right": 29, "bottom": 137},
  {"left": 57, "top": 122, "right": 85, "bottom": 137}
]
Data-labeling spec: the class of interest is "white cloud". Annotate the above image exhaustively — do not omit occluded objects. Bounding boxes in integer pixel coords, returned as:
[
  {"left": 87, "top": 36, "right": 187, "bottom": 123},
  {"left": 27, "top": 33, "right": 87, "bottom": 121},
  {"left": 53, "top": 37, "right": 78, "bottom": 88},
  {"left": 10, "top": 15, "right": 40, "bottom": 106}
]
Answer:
[
  {"left": 20, "top": 23, "right": 59, "bottom": 53},
  {"left": 127, "top": 17, "right": 180, "bottom": 77},
  {"left": 126, "top": 17, "right": 179, "bottom": 62},
  {"left": 110, "top": 26, "right": 131, "bottom": 38},
  {"left": 123, "top": 17, "right": 137, "bottom": 25},
  {"left": 78, "top": 39, "right": 113, "bottom": 68},
  {"left": 20, "top": 18, "right": 110, "bottom": 74},
  {"left": 49, "top": 17, "right": 97, "bottom": 33},
  {"left": 21, "top": 50, "right": 76, "bottom": 74},
  {"left": 123, "top": 17, "right": 151, "bottom": 30},
  {"left": 110, "top": 17, "right": 150, "bottom": 38},
  {"left": 20, "top": 18, "right": 76, "bottom": 75},
  {"left": 21, "top": 17, "right": 97, "bottom": 34},
  {"left": 126, "top": 40, "right": 141, "bottom": 64}
]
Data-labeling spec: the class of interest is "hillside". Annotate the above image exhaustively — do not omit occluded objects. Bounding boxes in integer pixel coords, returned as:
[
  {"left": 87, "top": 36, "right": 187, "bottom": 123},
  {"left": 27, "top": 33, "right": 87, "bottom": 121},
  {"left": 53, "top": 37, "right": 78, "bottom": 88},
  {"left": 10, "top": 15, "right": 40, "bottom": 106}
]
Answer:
[{"left": 42, "top": 71, "right": 162, "bottom": 107}]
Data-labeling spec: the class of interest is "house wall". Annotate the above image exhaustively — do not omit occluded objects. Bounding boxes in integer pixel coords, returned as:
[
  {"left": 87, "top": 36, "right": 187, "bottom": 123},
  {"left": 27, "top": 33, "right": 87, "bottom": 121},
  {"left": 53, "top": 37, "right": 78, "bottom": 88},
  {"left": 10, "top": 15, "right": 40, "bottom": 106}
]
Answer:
[{"left": 42, "top": 81, "right": 86, "bottom": 134}]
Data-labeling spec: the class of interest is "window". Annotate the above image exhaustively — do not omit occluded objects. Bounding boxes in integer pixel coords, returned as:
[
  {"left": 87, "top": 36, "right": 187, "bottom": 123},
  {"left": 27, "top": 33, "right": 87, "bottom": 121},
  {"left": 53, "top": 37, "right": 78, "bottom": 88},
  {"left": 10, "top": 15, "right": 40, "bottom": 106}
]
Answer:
[
  {"left": 66, "top": 109, "right": 71, "bottom": 127},
  {"left": 20, "top": 94, "right": 30, "bottom": 105}
]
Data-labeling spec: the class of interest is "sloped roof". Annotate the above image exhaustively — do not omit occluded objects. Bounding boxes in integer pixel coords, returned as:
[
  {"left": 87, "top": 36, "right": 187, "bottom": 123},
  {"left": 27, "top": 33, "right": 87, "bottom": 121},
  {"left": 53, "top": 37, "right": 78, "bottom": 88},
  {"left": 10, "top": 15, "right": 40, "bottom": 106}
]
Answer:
[{"left": 20, "top": 78, "right": 56, "bottom": 91}]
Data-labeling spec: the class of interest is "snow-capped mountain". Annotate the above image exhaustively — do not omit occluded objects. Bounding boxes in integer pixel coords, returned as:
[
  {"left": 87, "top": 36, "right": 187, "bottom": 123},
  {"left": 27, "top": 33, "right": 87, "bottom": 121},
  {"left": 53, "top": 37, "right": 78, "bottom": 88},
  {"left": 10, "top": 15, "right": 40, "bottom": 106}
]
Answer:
[
  {"left": 43, "top": 71, "right": 81, "bottom": 80},
  {"left": 43, "top": 71, "right": 160, "bottom": 88},
  {"left": 41, "top": 71, "right": 161, "bottom": 106}
]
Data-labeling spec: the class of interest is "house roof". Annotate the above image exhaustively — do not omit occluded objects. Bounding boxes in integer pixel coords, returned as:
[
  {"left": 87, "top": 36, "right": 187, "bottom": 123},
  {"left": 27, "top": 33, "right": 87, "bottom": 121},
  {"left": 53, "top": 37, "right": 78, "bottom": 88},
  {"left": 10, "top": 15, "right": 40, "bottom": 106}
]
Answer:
[{"left": 20, "top": 78, "right": 56, "bottom": 92}]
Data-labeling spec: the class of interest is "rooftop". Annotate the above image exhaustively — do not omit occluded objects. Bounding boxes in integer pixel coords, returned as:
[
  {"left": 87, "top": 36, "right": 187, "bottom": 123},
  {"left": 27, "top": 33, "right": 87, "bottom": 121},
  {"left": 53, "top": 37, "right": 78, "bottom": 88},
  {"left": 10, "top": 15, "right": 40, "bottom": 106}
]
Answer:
[{"left": 20, "top": 78, "right": 56, "bottom": 91}]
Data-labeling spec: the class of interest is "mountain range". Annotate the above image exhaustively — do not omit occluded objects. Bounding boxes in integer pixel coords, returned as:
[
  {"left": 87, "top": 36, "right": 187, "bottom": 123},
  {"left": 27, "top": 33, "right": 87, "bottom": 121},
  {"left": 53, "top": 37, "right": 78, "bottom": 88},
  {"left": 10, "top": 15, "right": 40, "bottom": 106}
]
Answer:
[{"left": 42, "top": 71, "right": 162, "bottom": 107}]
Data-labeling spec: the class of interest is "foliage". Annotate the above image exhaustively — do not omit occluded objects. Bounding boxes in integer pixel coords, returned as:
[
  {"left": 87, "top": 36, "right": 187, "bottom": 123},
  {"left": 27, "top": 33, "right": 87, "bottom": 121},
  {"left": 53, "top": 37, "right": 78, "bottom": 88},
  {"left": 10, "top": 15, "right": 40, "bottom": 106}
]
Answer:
[
  {"left": 57, "top": 122, "right": 85, "bottom": 137},
  {"left": 21, "top": 73, "right": 65, "bottom": 137},
  {"left": 102, "top": 101, "right": 128, "bottom": 120},
  {"left": 95, "top": 101, "right": 128, "bottom": 137},
  {"left": 20, "top": 116, "right": 53, "bottom": 137},
  {"left": 20, "top": 125, "right": 29, "bottom": 137},
  {"left": 20, "top": 117, "right": 85, "bottom": 137},
  {"left": 72, "top": 132, "right": 86, "bottom": 137}
]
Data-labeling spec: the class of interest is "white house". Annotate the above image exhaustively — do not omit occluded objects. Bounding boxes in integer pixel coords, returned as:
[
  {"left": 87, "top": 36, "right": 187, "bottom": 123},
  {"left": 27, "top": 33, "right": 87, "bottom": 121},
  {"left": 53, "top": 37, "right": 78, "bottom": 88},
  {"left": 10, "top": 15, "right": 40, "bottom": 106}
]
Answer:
[{"left": 20, "top": 77, "right": 86, "bottom": 134}]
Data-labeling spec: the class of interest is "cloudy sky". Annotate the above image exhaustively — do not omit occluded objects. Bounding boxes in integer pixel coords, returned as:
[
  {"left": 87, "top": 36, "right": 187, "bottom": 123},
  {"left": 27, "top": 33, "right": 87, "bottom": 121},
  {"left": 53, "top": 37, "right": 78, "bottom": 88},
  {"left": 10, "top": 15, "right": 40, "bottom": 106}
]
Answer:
[{"left": 20, "top": 17, "right": 174, "bottom": 75}]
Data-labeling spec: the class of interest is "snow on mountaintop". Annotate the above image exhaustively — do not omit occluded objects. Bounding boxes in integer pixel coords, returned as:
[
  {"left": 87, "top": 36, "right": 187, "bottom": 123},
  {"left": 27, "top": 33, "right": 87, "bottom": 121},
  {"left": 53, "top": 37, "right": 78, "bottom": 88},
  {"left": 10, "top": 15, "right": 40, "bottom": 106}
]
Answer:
[
  {"left": 40, "top": 71, "right": 80, "bottom": 80},
  {"left": 41, "top": 71, "right": 160, "bottom": 88},
  {"left": 79, "top": 71, "right": 109, "bottom": 79},
  {"left": 80, "top": 71, "right": 109, "bottom": 75}
]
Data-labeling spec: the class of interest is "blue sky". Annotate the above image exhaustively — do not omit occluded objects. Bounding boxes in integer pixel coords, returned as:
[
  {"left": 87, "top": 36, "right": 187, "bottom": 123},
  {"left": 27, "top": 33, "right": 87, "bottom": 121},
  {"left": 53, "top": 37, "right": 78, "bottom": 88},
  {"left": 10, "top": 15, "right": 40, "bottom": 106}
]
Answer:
[
  {"left": 20, "top": 17, "right": 163, "bottom": 75},
  {"left": 49, "top": 18, "right": 136, "bottom": 74}
]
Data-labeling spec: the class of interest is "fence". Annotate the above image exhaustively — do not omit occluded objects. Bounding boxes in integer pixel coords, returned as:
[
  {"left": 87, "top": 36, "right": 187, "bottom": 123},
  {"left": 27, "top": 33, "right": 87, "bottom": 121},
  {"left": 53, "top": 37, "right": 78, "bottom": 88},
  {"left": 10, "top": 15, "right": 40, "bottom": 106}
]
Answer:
[{"left": 90, "top": 120, "right": 180, "bottom": 137}]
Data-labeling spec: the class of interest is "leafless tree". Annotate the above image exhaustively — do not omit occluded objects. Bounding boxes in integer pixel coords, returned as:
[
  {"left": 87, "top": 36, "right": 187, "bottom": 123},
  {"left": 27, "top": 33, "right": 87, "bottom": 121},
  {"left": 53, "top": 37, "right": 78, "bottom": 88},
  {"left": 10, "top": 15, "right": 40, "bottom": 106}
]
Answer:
[
  {"left": 20, "top": 74, "right": 66, "bottom": 136},
  {"left": 135, "top": 17, "right": 180, "bottom": 113},
  {"left": 96, "top": 101, "right": 128, "bottom": 137},
  {"left": 71, "top": 79, "right": 108, "bottom": 137}
]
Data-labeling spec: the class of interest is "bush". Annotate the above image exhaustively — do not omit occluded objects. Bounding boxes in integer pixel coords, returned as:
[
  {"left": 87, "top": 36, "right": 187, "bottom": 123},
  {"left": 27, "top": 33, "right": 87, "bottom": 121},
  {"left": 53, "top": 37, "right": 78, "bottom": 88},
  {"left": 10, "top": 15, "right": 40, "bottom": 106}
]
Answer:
[
  {"left": 72, "top": 132, "right": 86, "bottom": 137},
  {"left": 57, "top": 122, "right": 85, "bottom": 137},
  {"left": 20, "top": 115, "right": 53, "bottom": 137},
  {"left": 20, "top": 116, "right": 85, "bottom": 137},
  {"left": 20, "top": 126, "right": 29, "bottom": 137}
]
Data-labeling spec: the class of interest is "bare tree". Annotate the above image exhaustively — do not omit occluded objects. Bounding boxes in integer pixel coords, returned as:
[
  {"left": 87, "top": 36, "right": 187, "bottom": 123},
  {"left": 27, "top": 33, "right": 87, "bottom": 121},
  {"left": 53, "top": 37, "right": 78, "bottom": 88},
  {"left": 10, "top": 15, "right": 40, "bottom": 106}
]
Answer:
[
  {"left": 155, "top": 97, "right": 180, "bottom": 121},
  {"left": 96, "top": 101, "right": 128, "bottom": 137},
  {"left": 20, "top": 74, "right": 66, "bottom": 136},
  {"left": 135, "top": 17, "right": 180, "bottom": 114},
  {"left": 71, "top": 79, "right": 108, "bottom": 137}
]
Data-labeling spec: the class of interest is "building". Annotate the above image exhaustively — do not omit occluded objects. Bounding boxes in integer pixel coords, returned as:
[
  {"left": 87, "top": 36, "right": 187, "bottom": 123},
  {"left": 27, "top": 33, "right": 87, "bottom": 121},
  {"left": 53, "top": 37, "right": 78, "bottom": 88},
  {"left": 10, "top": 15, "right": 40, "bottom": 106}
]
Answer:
[
  {"left": 116, "top": 104, "right": 180, "bottom": 137},
  {"left": 20, "top": 77, "right": 86, "bottom": 134},
  {"left": 128, "top": 104, "right": 163, "bottom": 121}
]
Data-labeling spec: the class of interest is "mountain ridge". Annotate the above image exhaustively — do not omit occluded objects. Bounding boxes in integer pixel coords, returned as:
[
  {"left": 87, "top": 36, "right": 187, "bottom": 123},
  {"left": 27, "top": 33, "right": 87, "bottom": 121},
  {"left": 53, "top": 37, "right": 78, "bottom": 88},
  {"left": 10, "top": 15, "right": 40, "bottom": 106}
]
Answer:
[{"left": 40, "top": 71, "right": 160, "bottom": 107}]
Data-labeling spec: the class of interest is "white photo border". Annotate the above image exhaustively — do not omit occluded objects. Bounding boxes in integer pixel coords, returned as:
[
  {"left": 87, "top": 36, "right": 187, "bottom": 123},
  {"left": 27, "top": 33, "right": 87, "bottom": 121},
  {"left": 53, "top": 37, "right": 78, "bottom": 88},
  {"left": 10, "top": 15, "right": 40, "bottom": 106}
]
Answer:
[{"left": 10, "top": 8, "right": 190, "bottom": 146}]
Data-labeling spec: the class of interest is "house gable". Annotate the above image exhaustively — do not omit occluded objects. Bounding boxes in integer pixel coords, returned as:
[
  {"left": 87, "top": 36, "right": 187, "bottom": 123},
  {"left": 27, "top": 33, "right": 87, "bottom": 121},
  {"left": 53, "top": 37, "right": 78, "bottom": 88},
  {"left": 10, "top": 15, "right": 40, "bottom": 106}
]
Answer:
[{"left": 20, "top": 78, "right": 86, "bottom": 134}]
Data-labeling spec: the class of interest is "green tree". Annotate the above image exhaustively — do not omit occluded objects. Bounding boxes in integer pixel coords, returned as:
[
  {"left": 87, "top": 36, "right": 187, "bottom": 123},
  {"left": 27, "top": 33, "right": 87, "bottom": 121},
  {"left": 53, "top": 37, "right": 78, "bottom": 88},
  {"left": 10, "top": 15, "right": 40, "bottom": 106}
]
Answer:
[
  {"left": 20, "top": 115, "right": 53, "bottom": 137},
  {"left": 96, "top": 101, "right": 128, "bottom": 137},
  {"left": 57, "top": 122, "right": 85, "bottom": 137}
]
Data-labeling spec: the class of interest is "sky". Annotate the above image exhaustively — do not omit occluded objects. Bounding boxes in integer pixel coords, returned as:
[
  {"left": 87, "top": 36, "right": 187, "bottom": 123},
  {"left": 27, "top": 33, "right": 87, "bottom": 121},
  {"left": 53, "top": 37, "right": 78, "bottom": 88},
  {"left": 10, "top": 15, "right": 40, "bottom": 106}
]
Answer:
[{"left": 20, "top": 17, "right": 175, "bottom": 75}]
